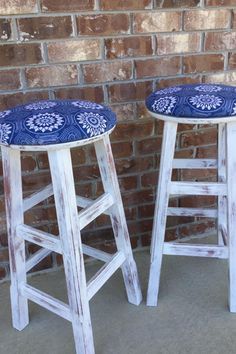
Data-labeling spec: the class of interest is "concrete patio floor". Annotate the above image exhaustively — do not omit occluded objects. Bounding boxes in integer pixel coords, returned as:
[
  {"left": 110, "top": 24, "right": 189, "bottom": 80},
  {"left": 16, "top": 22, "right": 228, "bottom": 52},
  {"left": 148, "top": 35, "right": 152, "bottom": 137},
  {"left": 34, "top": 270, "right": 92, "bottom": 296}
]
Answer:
[{"left": 1, "top": 249, "right": 236, "bottom": 354}]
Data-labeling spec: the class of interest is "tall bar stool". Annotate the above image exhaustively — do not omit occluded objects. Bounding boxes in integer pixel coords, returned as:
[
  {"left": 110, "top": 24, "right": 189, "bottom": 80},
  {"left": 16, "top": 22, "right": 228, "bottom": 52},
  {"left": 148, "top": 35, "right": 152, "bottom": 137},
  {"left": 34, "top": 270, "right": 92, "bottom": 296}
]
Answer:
[
  {"left": 145, "top": 83, "right": 236, "bottom": 311},
  {"left": 0, "top": 99, "right": 142, "bottom": 354}
]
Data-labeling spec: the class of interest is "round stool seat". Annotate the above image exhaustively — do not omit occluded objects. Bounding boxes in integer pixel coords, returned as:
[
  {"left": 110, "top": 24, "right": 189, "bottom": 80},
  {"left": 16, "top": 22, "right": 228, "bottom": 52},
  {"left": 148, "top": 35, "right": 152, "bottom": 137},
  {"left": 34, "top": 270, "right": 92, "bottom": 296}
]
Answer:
[
  {"left": 0, "top": 99, "right": 116, "bottom": 147},
  {"left": 146, "top": 83, "right": 236, "bottom": 121}
]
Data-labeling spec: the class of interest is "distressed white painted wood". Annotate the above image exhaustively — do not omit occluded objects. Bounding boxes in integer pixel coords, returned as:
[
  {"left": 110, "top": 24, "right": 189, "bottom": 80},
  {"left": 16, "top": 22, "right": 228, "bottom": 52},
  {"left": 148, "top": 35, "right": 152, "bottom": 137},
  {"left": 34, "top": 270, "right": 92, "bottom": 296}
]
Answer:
[
  {"left": 26, "top": 248, "right": 52, "bottom": 273},
  {"left": 22, "top": 284, "right": 72, "bottom": 321},
  {"left": 17, "top": 224, "right": 61, "bottom": 254},
  {"left": 218, "top": 123, "right": 227, "bottom": 246},
  {"left": 172, "top": 158, "right": 217, "bottom": 169},
  {"left": 23, "top": 183, "right": 53, "bottom": 212},
  {"left": 76, "top": 195, "right": 110, "bottom": 215},
  {"left": 167, "top": 207, "right": 217, "bottom": 218},
  {"left": 48, "top": 148, "right": 95, "bottom": 354},
  {"left": 226, "top": 121, "right": 236, "bottom": 312},
  {"left": 1, "top": 146, "right": 29, "bottom": 330},
  {"left": 82, "top": 244, "right": 113, "bottom": 263},
  {"left": 147, "top": 121, "right": 178, "bottom": 306},
  {"left": 95, "top": 135, "right": 142, "bottom": 306},
  {"left": 163, "top": 243, "right": 228, "bottom": 259},
  {"left": 170, "top": 181, "right": 227, "bottom": 196},
  {"left": 78, "top": 192, "right": 114, "bottom": 230},
  {"left": 87, "top": 251, "right": 126, "bottom": 300}
]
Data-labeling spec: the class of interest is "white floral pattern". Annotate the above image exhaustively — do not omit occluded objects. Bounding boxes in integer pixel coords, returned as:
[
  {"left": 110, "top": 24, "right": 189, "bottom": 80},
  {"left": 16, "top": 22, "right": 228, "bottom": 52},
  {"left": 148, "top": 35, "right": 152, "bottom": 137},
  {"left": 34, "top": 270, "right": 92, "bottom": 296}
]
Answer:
[
  {"left": 188, "top": 94, "right": 223, "bottom": 111},
  {"left": 152, "top": 96, "right": 177, "bottom": 114},
  {"left": 155, "top": 87, "right": 182, "bottom": 95},
  {"left": 76, "top": 112, "right": 107, "bottom": 137},
  {"left": 72, "top": 100, "right": 104, "bottom": 110},
  {"left": 25, "top": 101, "right": 57, "bottom": 110},
  {"left": 0, "top": 123, "right": 12, "bottom": 144},
  {"left": 194, "top": 85, "right": 222, "bottom": 93},
  {"left": 26, "top": 112, "right": 64, "bottom": 133},
  {"left": 0, "top": 110, "right": 11, "bottom": 118},
  {"left": 232, "top": 102, "right": 236, "bottom": 115}
]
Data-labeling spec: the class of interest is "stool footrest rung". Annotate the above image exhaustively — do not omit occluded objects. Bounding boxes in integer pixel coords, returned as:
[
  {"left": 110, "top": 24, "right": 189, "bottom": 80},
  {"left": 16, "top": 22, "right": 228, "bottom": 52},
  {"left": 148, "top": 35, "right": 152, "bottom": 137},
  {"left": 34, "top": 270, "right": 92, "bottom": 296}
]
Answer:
[
  {"left": 23, "top": 184, "right": 54, "bottom": 212},
  {"left": 21, "top": 284, "right": 72, "bottom": 322},
  {"left": 163, "top": 243, "right": 228, "bottom": 259},
  {"left": 172, "top": 158, "right": 217, "bottom": 169},
  {"left": 170, "top": 182, "right": 227, "bottom": 196},
  {"left": 87, "top": 251, "right": 126, "bottom": 300},
  {"left": 18, "top": 225, "right": 61, "bottom": 254},
  {"left": 78, "top": 192, "right": 114, "bottom": 230},
  {"left": 82, "top": 244, "right": 113, "bottom": 263},
  {"left": 26, "top": 248, "right": 52, "bottom": 272},
  {"left": 167, "top": 207, "right": 217, "bottom": 218}
]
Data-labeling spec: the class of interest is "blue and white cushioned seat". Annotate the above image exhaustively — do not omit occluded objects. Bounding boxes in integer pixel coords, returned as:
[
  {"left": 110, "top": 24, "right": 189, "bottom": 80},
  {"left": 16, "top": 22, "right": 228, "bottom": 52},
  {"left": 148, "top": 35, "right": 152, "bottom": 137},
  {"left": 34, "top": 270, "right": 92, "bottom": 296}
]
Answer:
[
  {"left": 0, "top": 99, "right": 116, "bottom": 146},
  {"left": 145, "top": 83, "right": 236, "bottom": 118}
]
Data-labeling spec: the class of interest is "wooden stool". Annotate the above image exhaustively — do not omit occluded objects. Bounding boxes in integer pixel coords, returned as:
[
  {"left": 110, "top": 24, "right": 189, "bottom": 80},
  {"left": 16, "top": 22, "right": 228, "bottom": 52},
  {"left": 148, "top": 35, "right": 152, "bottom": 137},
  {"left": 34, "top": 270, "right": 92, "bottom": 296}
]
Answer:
[
  {"left": 0, "top": 99, "right": 142, "bottom": 354},
  {"left": 145, "top": 83, "right": 236, "bottom": 311}
]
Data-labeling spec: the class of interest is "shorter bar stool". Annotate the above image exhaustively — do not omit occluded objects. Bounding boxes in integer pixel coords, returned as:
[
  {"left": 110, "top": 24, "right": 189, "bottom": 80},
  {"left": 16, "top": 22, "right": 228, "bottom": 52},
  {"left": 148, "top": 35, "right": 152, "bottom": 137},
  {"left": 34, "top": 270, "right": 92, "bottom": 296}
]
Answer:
[
  {"left": 145, "top": 83, "right": 236, "bottom": 311},
  {"left": 0, "top": 99, "right": 142, "bottom": 354}
]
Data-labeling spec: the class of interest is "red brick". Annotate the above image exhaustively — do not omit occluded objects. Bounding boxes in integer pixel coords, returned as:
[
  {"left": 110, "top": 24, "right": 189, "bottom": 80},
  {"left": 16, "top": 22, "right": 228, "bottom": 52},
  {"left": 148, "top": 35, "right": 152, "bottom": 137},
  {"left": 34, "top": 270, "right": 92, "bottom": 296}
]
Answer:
[
  {"left": 229, "top": 53, "right": 236, "bottom": 70},
  {"left": 135, "top": 57, "right": 181, "bottom": 78},
  {"left": 111, "top": 121, "right": 154, "bottom": 142},
  {"left": 203, "top": 72, "right": 236, "bottom": 85},
  {"left": 133, "top": 12, "right": 181, "bottom": 33},
  {"left": 100, "top": 0, "right": 152, "bottom": 10},
  {"left": 0, "top": 248, "right": 9, "bottom": 262},
  {"left": 183, "top": 54, "right": 224, "bottom": 74},
  {"left": 118, "top": 175, "right": 138, "bottom": 191},
  {"left": 205, "top": 31, "right": 236, "bottom": 51},
  {"left": 115, "top": 156, "right": 154, "bottom": 175},
  {"left": 179, "top": 220, "right": 216, "bottom": 239},
  {"left": 0, "top": 19, "right": 12, "bottom": 40},
  {"left": 0, "top": 266, "right": 6, "bottom": 280},
  {"left": 22, "top": 171, "right": 51, "bottom": 192},
  {"left": 77, "top": 14, "right": 130, "bottom": 36},
  {"left": 179, "top": 195, "right": 216, "bottom": 208},
  {"left": 180, "top": 128, "right": 217, "bottom": 148},
  {"left": 105, "top": 36, "right": 153, "bottom": 59},
  {"left": 157, "top": 76, "right": 201, "bottom": 89},
  {"left": 0, "top": 43, "right": 42, "bottom": 67},
  {"left": 21, "top": 154, "right": 37, "bottom": 172},
  {"left": 111, "top": 104, "right": 136, "bottom": 122},
  {"left": 41, "top": 0, "right": 94, "bottom": 12},
  {"left": 18, "top": 16, "right": 73, "bottom": 41},
  {"left": 0, "top": 0, "right": 37, "bottom": 15},
  {"left": 0, "top": 70, "right": 21, "bottom": 90},
  {"left": 0, "top": 91, "right": 49, "bottom": 111},
  {"left": 157, "top": 33, "right": 201, "bottom": 55},
  {"left": 55, "top": 86, "right": 104, "bottom": 102},
  {"left": 233, "top": 11, "right": 236, "bottom": 28},
  {"left": 136, "top": 137, "right": 162, "bottom": 155},
  {"left": 156, "top": 0, "right": 201, "bottom": 7},
  {"left": 111, "top": 141, "right": 133, "bottom": 158},
  {"left": 123, "top": 189, "right": 154, "bottom": 206},
  {"left": 206, "top": 0, "right": 235, "bottom": 5},
  {"left": 25, "top": 65, "right": 78, "bottom": 88},
  {"left": 184, "top": 10, "right": 230, "bottom": 30},
  {"left": 141, "top": 171, "right": 158, "bottom": 188},
  {"left": 82, "top": 61, "right": 132, "bottom": 83},
  {"left": 47, "top": 40, "right": 101, "bottom": 63},
  {"left": 108, "top": 81, "right": 153, "bottom": 103},
  {"left": 196, "top": 145, "right": 217, "bottom": 158}
]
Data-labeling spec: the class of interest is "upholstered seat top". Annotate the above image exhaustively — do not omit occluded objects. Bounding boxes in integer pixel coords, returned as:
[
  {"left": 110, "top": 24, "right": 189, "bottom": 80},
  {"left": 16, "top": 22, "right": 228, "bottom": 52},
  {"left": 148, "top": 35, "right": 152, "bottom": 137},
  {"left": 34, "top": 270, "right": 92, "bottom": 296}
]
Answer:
[
  {"left": 146, "top": 83, "right": 236, "bottom": 119},
  {"left": 0, "top": 99, "right": 116, "bottom": 147}
]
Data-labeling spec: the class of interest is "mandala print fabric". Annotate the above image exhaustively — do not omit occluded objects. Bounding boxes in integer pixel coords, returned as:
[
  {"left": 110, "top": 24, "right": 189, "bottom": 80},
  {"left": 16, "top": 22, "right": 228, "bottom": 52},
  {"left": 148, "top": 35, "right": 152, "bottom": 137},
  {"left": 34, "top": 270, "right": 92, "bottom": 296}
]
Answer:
[
  {"left": 145, "top": 83, "right": 236, "bottom": 118},
  {"left": 0, "top": 100, "right": 116, "bottom": 146}
]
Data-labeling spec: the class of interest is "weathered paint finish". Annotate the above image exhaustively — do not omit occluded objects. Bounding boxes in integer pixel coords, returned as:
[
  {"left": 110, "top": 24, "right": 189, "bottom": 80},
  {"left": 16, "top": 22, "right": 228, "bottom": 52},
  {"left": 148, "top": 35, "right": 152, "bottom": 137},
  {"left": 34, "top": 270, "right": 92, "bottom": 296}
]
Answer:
[
  {"left": 2, "top": 132, "right": 142, "bottom": 353},
  {"left": 146, "top": 112, "right": 236, "bottom": 313},
  {"left": 95, "top": 135, "right": 142, "bottom": 306},
  {"left": 1, "top": 146, "right": 29, "bottom": 330}
]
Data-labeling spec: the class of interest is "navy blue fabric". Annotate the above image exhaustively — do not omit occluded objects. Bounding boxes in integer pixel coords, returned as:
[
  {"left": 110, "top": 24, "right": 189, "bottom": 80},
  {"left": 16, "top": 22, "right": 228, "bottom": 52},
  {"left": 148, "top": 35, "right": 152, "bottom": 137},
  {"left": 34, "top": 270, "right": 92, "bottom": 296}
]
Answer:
[
  {"left": 0, "top": 99, "right": 116, "bottom": 146},
  {"left": 146, "top": 83, "right": 236, "bottom": 118}
]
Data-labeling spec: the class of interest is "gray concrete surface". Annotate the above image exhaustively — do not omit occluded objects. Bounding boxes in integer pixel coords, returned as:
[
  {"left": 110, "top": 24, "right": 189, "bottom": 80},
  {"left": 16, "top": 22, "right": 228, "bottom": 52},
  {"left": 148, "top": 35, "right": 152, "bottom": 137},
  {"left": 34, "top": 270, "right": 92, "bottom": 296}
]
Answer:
[{"left": 1, "top": 250, "right": 236, "bottom": 354}]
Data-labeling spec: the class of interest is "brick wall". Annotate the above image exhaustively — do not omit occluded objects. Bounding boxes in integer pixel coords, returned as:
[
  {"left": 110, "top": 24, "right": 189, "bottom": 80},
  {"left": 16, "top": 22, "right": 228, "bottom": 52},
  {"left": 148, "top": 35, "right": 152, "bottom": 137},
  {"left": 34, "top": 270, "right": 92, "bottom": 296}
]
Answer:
[{"left": 0, "top": 0, "right": 236, "bottom": 280}]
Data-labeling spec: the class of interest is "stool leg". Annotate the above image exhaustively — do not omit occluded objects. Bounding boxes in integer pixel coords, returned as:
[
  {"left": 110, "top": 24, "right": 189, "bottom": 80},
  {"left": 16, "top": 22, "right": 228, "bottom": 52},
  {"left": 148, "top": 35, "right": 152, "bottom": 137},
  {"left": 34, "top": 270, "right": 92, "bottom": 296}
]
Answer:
[
  {"left": 218, "top": 123, "right": 227, "bottom": 246},
  {"left": 147, "top": 121, "right": 178, "bottom": 306},
  {"left": 94, "top": 135, "right": 142, "bottom": 306},
  {"left": 48, "top": 149, "right": 95, "bottom": 354},
  {"left": 226, "top": 122, "right": 236, "bottom": 312},
  {"left": 2, "top": 147, "right": 29, "bottom": 330}
]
